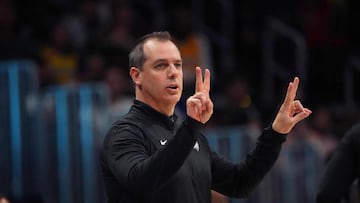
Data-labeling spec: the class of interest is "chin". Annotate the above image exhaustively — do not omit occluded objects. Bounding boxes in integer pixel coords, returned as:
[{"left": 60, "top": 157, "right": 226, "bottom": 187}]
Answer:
[{"left": 166, "top": 95, "right": 181, "bottom": 104}]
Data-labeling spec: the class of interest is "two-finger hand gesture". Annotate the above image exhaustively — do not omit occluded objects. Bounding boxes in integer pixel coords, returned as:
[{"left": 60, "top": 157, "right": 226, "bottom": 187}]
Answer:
[
  {"left": 272, "top": 77, "right": 312, "bottom": 134},
  {"left": 186, "top": 67, "right": 213, "bottom": 124}
]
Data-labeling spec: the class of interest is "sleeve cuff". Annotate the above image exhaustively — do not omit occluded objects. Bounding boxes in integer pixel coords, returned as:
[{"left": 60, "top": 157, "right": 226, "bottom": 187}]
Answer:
[
  {"left": 262, "top": 123, "right": 287, "bottom": 144},
  {"left": 183, "top": 116, "right": 204, "bottom": 131}
]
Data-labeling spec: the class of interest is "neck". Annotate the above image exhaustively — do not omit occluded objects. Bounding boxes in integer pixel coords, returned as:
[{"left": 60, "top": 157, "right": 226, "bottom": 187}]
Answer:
[{"left": 135, "top": 94, "right": 175, "bottom": 116}]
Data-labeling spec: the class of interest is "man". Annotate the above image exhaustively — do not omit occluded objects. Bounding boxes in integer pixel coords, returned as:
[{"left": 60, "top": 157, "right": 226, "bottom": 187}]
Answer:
[
  {"left": 316, "top": 123, "right": 360, "bottom": 203},
  {"left": 100, "top": 31, "right": 312, "bottom": 203}
]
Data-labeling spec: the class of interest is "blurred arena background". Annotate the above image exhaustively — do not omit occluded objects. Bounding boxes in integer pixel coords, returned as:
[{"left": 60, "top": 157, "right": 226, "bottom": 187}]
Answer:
[{"left": 1, "top": 0, "right": 360, "bottom": 202}]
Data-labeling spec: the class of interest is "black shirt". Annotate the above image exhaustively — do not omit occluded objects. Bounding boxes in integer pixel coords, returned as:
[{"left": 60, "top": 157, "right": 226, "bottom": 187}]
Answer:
[
  {"left": 316, "top": 123, "right": 360, "bottom": 203},
  {"left": 100, "top": 100, "right": 286, "bottom": 203}
]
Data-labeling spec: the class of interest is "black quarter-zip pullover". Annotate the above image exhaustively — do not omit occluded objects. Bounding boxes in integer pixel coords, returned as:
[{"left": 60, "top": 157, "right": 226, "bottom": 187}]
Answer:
[{"left": 100, "top": 100, "right": 286, "bottom": 203}]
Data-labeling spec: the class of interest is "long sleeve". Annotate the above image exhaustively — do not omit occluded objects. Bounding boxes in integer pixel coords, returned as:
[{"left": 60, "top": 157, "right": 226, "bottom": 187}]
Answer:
[
  {"left": 316, "top": 124, "right": 360, "bottom": 203},
  {"left": 210, "top": 125, "right": 286, "bottom": 198},
  {"left": 102, "top": 116, "right": 202, "bottom": 195}
]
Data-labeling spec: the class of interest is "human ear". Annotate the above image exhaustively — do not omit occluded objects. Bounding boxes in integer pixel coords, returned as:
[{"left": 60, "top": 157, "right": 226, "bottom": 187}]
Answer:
[{"left": 129, "top": 67, "right": 141, "bottom": 85}]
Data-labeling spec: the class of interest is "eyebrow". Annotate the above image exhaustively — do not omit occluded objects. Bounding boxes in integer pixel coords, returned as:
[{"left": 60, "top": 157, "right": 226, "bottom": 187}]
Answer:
[{"left": 152, "top": 59, "right": 182, "bottom": 65}]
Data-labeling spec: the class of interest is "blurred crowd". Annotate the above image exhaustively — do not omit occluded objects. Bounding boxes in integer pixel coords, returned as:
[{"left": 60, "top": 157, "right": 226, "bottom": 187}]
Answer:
[
  {"left": 2, "top": 0, "right": 360, "bottom": 149},
  {"left": 1, "top": 0, "right": 360, "bottom": 201}
]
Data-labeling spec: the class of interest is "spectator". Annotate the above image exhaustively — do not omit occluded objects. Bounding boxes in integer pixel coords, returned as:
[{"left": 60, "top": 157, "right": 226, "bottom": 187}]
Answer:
[
  {"left": 63, "top": 0, "right": 108, "bottom": 49},
  {"left": 40, "top": 22, "right": 79, "bottom": 85},
  {"left": 306, "top": 105, "right": 338, "bottom": 161},
  {"left": 77, "top": 51, "right": 106, "bottom": 82},
  {"left": 316, "top": 123, "right": 360, "bottom": 203},
  {"left": 212, "top": 74, "right": 261, "bottom": 129},
  {"left": 104, "top": 64, "right": 133, "bottom": 124},
  {"left": 166, "top": 4, "right": 213, "bottom": 113}
]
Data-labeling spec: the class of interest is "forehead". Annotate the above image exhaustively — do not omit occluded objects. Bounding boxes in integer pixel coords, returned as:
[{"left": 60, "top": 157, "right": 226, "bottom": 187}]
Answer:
[{"left": 143, "top": 39, "right": 181, "bottom": 61}]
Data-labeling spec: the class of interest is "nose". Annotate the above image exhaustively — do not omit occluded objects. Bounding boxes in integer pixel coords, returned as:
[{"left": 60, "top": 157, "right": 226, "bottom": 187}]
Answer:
[{"left": 168, "top": 64, "right": 180, "bottom": 78}]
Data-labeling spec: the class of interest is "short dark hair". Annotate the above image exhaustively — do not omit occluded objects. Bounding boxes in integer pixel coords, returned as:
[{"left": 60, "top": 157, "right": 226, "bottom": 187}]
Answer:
[{"left": 129, "top": 31, "right": 173, "bottom": 70}]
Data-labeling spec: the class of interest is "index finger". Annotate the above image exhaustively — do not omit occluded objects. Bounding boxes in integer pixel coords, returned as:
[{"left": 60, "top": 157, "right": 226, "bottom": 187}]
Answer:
[
  {"left": 203, "top": 69, "right": 211, "bottom": 93},
  {"left": 195, "top": 66, "right": 204, "bottom": 92},
  {"left": 283, "top": 77, "right": 299, "bottom": 107}
]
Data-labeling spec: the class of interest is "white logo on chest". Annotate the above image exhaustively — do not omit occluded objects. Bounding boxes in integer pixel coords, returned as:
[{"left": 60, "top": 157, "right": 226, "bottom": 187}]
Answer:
[
  {"left": 194, "top": 141, "right": 200, "bottom": 151},
  {"left": 160, "top": 139, "right": 167, "bottom": 145}
]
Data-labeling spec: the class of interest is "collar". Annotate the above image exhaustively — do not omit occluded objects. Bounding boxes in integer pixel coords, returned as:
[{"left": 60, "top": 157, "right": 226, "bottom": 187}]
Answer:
[{"left": 131, "top": 100, "right": 178, "bottom": 130}]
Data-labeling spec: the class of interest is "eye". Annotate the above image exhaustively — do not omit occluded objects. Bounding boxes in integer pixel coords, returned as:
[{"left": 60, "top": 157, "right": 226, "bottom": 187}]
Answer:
[
  {"left": 155, "top": 63, "right": 168, "bottom": 69},
  {"left": 174, "top": 63, "right": 182, "bottom": 69}
]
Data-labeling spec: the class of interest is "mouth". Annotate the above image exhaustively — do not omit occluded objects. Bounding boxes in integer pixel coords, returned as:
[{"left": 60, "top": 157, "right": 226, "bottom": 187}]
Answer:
[
  {"left": 166, "top": 84, "right": 180, "bottom": 94},
  {"left": 167, "top": 84, "right": 179, "bottom": 90}
]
